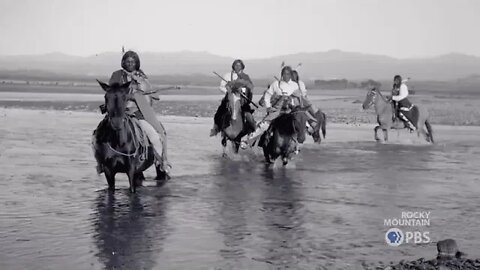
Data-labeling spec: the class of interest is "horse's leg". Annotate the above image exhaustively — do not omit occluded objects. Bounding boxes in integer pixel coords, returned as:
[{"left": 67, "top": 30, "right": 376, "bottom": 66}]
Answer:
[
  {"left": 414, "top": 110, "right": 431, "bottom": 142},
  {"left": 104, "top": 167, "right": 115, "bottom": 191},
  {"left": 233, "top": 140, "right": 241, "bottom": 154},
  {"left": 155, "top": 166, "right": 170, "bottom": 184},
  {"left": 263, "top": 146, "right": 273, "bottom": 164},
  {"left": 282, "top": 147, "right": 291, "bottom": 166},
  {"left": 383, "top": 128, "right": 388, "bottom": 142},
  {"left": 134, "top": 172, "right": 145, "bottom": 187},
  {"left": 374, "top": 126, "right": 380, "bottom": 141},
  {"left": 127, "top": 165, "right": 136, "bottom": 193},
  {"left": 221, "top": 135, "right": 228, "bottom": 158},
  {"left": 282, "top": 156, "right": 289, "bottom": 166}
]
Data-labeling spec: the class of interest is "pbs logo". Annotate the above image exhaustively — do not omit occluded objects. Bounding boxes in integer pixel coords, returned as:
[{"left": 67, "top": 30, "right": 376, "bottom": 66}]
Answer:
[
  {"left": 385, "top": 228, "right": 404, "bottom": 246},
  {"left": 385, "top": 228, "right": 430, "bottom": 246}
]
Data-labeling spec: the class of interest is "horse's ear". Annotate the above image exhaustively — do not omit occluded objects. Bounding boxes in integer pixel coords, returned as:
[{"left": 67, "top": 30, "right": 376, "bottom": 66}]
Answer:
[{"left": 97, "top": 80, "right": 110, "bottom": 92}]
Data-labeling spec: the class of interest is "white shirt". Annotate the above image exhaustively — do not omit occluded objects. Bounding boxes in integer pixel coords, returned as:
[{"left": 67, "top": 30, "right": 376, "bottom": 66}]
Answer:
[
  {"left": 264, "top": 79, "right": 299, "bottom": 108},
  {"left": 392, "top": 83, "right": 409, "bottom": 101},
  {"left": 297, "top": 80, "right": 308, "bottom": 97}
]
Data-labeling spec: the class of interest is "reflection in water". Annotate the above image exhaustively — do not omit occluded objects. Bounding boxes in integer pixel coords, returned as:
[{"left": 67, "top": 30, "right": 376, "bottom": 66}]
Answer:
[
  {"left": 213, "top": 160, "right": 250, "bottom": 267},
  {"left": 259, "top": 168, "right": 306, "bottom": 268},
  {"left": 2, "top": 112, "right": 480, "bottom": 270},
  {"left": 91, "top": 189, "right": 170, "bottom": 270}
]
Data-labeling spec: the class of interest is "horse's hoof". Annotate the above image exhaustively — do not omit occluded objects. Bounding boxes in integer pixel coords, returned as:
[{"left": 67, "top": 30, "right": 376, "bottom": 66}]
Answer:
[
  {"left": 156, "top": 179, "right": 168, "bottom": 187},
  {"left": 222, "top": 153, "right": 228, "bottom": 158},
  {"left": 155, "top": 173, "right": 170, "bottom": 187}
]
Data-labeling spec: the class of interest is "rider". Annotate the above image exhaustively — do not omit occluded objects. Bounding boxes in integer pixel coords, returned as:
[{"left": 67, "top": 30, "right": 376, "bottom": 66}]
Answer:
[
  {"left": 210, "top": 59, "right": 255, "bottom": 136},
  {"left": 100, "top": 50, "right": 171, "bottom": 177},
  {"left": 291, "top": 70, "right": 320, "bottom": 132},
  {"left": 242, "top": 65, "right": 302, "bottom": 148},
  {"left": 390, "top": 75, "right": 415, "bottom": 130}
]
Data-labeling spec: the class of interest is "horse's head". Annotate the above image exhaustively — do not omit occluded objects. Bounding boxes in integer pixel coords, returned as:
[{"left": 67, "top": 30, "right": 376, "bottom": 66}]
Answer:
[
  {"left": 292, "top": 110, "right": 308, "bottom": 141},
  {"left": 97, "top": 80, "right": 132, "bottom": 130},
  {"left": 362, "top": 88, "right": 377, "bottom": 110}
]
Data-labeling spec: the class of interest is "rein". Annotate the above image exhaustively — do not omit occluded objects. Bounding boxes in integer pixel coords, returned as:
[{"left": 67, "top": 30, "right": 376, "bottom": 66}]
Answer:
[
  {"left": 106, "top": 117, "right": 141, "bottom": 157},
  {"left": 375, "top": 90, "right": 390, "bottom": 114}
]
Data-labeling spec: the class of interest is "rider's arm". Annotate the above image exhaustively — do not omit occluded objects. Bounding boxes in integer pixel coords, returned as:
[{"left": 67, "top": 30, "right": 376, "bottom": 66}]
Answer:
[
  {"left": 392, "top": 84, "right": 408, "bottom": 101},
  {"left": 264, "top": 83, "right": 276, "bottom": 108},
  {"left": 299, "top": 81, "right": 308, "bottom": 97},
  {"left": 219, "top": 73, "right": 230, "bottom": 94},
  {"left": 135, "top": 75, "right": 152, "bottom": 93}
]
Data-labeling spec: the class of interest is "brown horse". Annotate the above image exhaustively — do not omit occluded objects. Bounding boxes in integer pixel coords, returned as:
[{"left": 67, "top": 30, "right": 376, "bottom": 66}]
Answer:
[
  {"left": 92, "top": 80, "right": 167, "bottom": 193},
  {"left": 220, "top": 87, "right": 255, "bottom": 156},
  {"left": 259, "top": 108, "right": 309, "bottom": 165},
  {"left": 362, "top": 88, "right": 434, "bottom": 143}
]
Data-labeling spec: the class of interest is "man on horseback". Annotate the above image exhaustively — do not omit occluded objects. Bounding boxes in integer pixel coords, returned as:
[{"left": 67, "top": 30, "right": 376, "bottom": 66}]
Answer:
[
  {"left": 390, "top": 75, "right": 415, "bottom": 131},
  {"left": 291, "top": 70, "right": 326, "bottom": 140},
  {"left": 210, "top": 59, "right": 256, "bottom": 137},
  {"left": 242, "top": 66, "right": 304, "bottom": 149},
  {"left": 97, "top": 50, "right": 171, "bottom": 178}
]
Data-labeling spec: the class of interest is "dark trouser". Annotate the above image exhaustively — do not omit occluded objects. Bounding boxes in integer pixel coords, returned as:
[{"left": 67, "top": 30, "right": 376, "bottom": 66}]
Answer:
[
  {"left": 392, "top": 102, "right": 399, "bottom": 120},
  {"left": 243, "top": 111, "right": 255, "bottom": 134},
  {"left": 393, "top": 101, "right": 416, "bottom": 130},
  {"left": 213, "top": 96, "right": 229, "bottom": 130}
]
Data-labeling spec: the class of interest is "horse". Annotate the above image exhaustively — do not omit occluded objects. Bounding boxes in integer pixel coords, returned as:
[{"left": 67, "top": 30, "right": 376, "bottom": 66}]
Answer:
[
  {"left": 219, "top": 87, "right": 255, "bottom": 156},
  {"left": 308, "top": 109, "right": 327, "bottom": 143},
  {"left": 92, "top": 80, "right": 167, "bottom": 193},
  {"left": 260, "top": 90, "right": 326, "bottom": 144},
  {"left": 362, "top": 87, "right": 434, "bottom": 143},
  {"left": 259, "top": 108, "right": 309, "bottom": 165}
]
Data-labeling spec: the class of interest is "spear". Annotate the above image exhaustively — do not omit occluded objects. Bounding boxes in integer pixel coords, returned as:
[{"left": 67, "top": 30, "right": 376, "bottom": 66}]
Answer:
[{"left": 212, "top": 71, "right": 259, "bottom": 108}]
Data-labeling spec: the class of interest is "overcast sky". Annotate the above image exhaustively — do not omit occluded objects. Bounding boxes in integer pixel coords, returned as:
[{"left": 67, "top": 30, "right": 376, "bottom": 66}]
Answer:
[{"left": 0, "top": 0, "right": 479, "bottom": 59}]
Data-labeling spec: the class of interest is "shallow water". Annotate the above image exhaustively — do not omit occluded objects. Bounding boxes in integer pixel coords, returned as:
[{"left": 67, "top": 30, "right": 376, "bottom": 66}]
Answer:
[{"left": 0, "top": 109, "right": 479, "bottom": 270}]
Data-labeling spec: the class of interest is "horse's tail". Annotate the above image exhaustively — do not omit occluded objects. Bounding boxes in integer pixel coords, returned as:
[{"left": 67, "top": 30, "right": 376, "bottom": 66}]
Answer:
[
  {"left": 321, "top": 112, "right": 326, "bottom": 139},
  {"left": 425, "top": 120, "right": 434, "bottom": 143}
]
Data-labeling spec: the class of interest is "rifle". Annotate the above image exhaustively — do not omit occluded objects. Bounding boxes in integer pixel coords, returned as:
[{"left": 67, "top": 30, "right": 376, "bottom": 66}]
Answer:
[
  {"left": 142, "top": 85, "right": 181, "bottom": 95},
  {"left": 99, "top": 85, "right": 181, "bottom": 113},
  {"left": 213, "top": 71, "right": 259, "bottom": 108}
]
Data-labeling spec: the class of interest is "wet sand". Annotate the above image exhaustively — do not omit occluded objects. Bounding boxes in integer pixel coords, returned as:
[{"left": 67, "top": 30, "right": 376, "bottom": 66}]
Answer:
[{"left": 0, "top": 108, "right": 479, "bottom": 269}]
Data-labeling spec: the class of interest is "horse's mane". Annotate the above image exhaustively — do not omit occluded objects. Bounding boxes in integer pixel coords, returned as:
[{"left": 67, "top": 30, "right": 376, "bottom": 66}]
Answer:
[{"left": 375, "top": 88, "right": 387, "bottom": 102}]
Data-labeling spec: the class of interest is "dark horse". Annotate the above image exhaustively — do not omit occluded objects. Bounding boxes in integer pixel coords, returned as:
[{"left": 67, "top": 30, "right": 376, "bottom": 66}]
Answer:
[
  {"left": 362, "top": 87, "right": 434, "bottom": 143},
  {"left": 219, "top": 86, "right": 255, "bottom": 156},
  {"left": 92, "top": 80, "right": 166, "bottom": 193},
  {"left": 259, "top": 108, "right": 309, "bottom": 165}
]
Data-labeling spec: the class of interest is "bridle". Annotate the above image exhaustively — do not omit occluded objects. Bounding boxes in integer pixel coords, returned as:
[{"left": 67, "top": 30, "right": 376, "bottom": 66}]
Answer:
[
  {"left": 365, "top": 89, "right": 377, "bottom": 109},
  {"left": 105, "top": 109, "right": 140, "bottom": 158}
]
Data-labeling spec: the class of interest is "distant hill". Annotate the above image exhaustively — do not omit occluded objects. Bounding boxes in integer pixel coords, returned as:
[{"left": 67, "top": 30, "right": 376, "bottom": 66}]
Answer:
[{"left": 1, "top": 50, "right": 480, "bottom": 81}]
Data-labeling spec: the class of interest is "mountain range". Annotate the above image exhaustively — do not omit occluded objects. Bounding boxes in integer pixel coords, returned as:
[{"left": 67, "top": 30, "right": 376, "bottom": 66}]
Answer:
[{"left": 0, "top": 50, "right": 479, "bottom": 81}]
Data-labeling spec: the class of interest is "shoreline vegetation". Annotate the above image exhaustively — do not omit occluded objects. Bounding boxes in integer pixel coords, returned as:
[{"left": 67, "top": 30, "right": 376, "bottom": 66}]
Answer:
[{"left": 1, "top": 82, "right": 479, "bottom": 127}]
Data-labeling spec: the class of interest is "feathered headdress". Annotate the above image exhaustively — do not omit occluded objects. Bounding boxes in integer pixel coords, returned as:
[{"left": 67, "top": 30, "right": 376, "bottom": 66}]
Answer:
[{"left": 280, "top": 61, "right": 302, "bottom": 71}]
